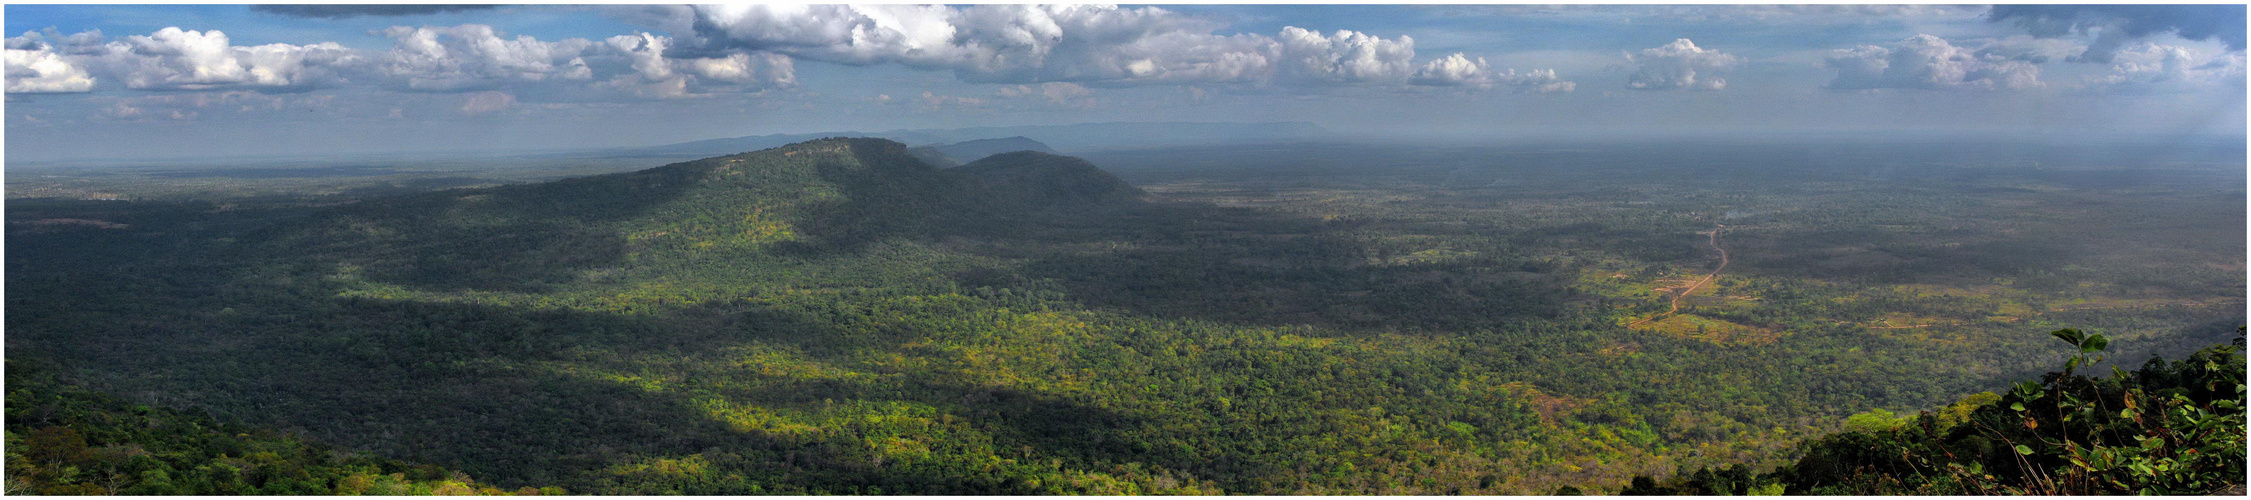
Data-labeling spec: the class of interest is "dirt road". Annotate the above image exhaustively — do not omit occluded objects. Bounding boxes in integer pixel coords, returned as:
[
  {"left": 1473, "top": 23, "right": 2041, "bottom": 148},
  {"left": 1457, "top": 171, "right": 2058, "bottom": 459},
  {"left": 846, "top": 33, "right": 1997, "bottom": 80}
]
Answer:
[{"left": 1629, "top": 222, "right": 1728, "bottom": 328}]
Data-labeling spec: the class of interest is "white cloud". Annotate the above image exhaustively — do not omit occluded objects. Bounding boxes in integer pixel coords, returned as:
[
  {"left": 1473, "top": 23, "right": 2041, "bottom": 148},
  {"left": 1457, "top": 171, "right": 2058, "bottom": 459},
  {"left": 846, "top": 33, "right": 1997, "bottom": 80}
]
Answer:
[
  {"left": 376, "top": 25, "right": 594, "bottom": 92},
  {"left": 593, "top": 32, "right": 792, "bottom": 98},
  {"left": 460, "top": 90, "right": 515, "bottom": 114},
  {"left": 669, "top": 4, "right": 1547, "bottom": 90},
  {"left": 9, "top": 10, "right": 1568, "bottom": 98},
  {"left": 112, "top": 28, "right": 358, "bottom": 90},
  {"left": 1410, "top": 53, "right": 1487, "bottom": 86},
  {"left": 681, "top": 52, "right": 792, "bottom": 86},
  {"left": 4, "top": 34, "right": 96, "bottom": 93},
  {"left": 680, "top": 4, "right": 1255, "bottom": 84},
  {"left": 1273, "top": 27, "right": 1415, "bottom": 84},
  {"left": 1409, "top": 53, "right": 1574, "bottom": 93},
  {"left": 7, "top": 28, "right": 357, "bottom": 92},
  {"left": 1626, "top": 39, "right": 1739, "bottom": 91},
  {"left": 2086, "top": 43, "right": 2246, "bottom": 93},
  {"left": 8, "top": 24, "right": 801, "bottom": 100},
  {"left": 1823, "top": 34, "right": 2044, "bottom": 91}
]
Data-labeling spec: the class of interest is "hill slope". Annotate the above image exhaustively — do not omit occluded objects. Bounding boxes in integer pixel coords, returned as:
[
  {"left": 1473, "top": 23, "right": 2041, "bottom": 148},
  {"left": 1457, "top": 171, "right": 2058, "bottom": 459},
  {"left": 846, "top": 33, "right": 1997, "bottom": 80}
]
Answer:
[
  {"left": 954, "top": 151, "right": 1145, "bottom": 210},
  {"left": 246, "top": 138, "right": 1140, "bottom": 291},
  {"left": 1623, "top": 331, "right": 2245, "bottom": 495}
]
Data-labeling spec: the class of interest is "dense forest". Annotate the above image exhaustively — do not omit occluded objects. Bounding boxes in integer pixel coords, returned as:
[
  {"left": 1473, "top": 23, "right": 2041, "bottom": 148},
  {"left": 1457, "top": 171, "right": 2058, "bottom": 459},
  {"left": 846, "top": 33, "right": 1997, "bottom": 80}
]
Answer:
[
  {"left": 7, "top": 137, "right": 2243, "bottom": 494},
  {"left": 1622, "top": 330, "right": 2244, "bottom": 495},
  {"left": 6, "top": 359, "right": 556, "bottom": 495}
]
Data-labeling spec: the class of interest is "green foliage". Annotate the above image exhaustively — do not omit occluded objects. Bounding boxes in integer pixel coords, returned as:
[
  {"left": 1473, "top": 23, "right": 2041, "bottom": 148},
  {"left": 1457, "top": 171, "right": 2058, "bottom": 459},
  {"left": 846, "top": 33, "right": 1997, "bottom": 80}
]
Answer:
[
  {"left": 3, "top": 359, "right": 554, "bottom": 495},
  {"left": 1842, "top": 409, "right": 1911, "bottom": 433},
  {"left": 1625, "top": 330, "right": 2246, "bottom": 495}
]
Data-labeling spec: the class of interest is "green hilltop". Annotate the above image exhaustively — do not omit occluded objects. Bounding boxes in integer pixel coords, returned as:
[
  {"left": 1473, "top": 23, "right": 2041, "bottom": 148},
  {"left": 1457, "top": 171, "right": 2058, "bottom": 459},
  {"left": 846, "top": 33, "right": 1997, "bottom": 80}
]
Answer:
[{"left": 246, "top": 138, "right": 1143, "bottom": 291}]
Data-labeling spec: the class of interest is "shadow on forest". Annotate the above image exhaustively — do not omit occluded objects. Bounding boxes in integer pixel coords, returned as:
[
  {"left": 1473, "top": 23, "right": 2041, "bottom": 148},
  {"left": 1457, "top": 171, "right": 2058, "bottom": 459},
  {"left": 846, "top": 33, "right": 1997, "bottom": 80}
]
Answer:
[
  {"left": 312, "top": 296, "right": 1190, "bottom": 492},
  {"left": 239, "top": 159, "right": 714, "bottom": 293},
  {"left": 944, "top": 199, "right": 1578, "bottom": 332},
  {"left": 248, "top": 140, "right": 966, "bottom": 293},
  {"left": 7, "top": 265, "right": 1182, "bottom": 492}
]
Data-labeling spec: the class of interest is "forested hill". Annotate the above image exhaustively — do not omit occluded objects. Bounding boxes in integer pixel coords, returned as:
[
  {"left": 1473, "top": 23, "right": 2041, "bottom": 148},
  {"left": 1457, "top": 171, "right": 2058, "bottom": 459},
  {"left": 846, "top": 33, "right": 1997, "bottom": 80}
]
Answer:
[
  {"left": 1621, "top": 331, "right": 2245, "bottom": 496},
  {"left": 241, "top": 138, "right": 1144, "bottom": 291},
  {"left": 952, "top": 151, "right": 1146, "bottom": 210}
]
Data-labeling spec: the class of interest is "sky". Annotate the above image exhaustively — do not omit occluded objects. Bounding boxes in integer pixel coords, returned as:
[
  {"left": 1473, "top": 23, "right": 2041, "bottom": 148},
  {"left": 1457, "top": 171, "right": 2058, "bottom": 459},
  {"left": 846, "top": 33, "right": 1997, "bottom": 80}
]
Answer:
[{"left": 3, "top": 4, "right": 2246, "bottom": 162}]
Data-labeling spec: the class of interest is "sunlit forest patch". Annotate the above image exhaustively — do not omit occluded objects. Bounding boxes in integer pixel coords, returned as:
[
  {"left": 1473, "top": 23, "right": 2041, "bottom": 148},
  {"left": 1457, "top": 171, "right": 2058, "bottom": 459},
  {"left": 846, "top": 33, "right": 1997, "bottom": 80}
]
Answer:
[{"left": 1632, "top": 314, "right": 1781, "bottom": 346}]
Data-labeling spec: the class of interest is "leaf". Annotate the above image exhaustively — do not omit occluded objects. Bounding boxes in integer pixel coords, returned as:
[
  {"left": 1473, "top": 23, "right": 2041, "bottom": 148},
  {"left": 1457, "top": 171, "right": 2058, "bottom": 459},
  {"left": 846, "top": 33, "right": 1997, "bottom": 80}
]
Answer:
[
  {"left": 2010, "top": 402, "right": 2026, "bottom": 412},
  {"left": 2080, "top": 334, "right": 2109, "bottom": 353},
  {"left": 2051, "top": 329, "right": 2084, "bottom": 346},
  {"left": 2014, "top": 444, "right": 2034, "bottom": 455}
]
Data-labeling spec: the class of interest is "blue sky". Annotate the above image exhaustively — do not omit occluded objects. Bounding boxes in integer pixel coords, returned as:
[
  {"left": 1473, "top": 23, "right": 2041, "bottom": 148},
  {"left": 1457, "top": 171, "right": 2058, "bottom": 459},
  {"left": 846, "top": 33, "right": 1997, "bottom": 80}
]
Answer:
[{"left": 5, "top": 4, "right": 2244, "bottom": 162}]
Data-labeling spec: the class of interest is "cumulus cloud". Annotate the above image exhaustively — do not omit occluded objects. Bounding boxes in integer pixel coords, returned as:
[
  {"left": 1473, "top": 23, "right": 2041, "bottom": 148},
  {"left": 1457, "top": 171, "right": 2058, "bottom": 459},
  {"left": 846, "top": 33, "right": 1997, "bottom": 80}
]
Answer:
[
  {"left": 4, "top": 34, "right": 96, "bottom": 93},
  {"left": 1409, "top": 53, "right": 1574, "bottom": 93},
  {"left": 2086, "top": 43, "right": 2246, "bottom": 93},
  {"left": 665, "top": 4, "right": 1552, "bottom": 90},
  {"left": 1493, "top": 68, "right": 1575, "bottom": 94},
  {"left": 1626, "top": 38, "right": 1739, "bottom": 90},
  {"left": 1273, "top": 27, "right": 1416, "bottom": 84},
  {"left": 375, "top": 25, "right": 594, "bottom": 92},
  {"left": 6, "top": 28, "right": 359, "bottom": 92},
  {"left": 252, "top": 5, "right": 498, "bottom": 19},
  {"left": 3, "top": 24, "right": 805, "bottom": 101},
  {"left": 1823, "top": 34, "right": 2044, "bottom": 91},
  {"left": 1990, "top": 5, "right": 2247, "bottom": 63},
  {"left": 10, "top": 8, "right": 1566, "bottom": 99},
  {"left": 675, "top": 4, "right": 1271, "bottom": 84},
  {"left": 592, "top": 32, "right": 792, "bottom": 98}
]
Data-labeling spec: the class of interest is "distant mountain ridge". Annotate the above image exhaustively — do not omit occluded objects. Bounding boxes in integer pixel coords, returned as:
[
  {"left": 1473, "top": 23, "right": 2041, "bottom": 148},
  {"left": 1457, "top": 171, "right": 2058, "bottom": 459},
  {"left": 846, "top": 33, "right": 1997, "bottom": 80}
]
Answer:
[
  {"left": 249, "top": 138, "right": 1144, "bottom": 291},
  {"left": 935, "top": 137, "right": 1058, "bottom": 162},
  {"left": 585, "top": 121, "right": 1332, "bottom": 159},
  {"left": 908, "top": 136, "right": 1060, "bottom": 167}
]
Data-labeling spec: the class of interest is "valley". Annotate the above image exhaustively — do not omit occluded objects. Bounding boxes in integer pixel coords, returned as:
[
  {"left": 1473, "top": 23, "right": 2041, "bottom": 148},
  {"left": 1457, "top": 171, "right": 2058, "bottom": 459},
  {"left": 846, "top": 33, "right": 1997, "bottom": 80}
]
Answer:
[{"left": 7, "top": 136, "right": 2243, "bottom": 494}]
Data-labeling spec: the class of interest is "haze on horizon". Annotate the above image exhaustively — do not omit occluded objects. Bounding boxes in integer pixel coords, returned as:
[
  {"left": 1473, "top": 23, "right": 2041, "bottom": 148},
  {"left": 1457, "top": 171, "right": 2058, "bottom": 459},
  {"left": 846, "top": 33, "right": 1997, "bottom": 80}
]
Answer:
[{"left": 4, "top": 4, "right": 2245, "bottom": 163}]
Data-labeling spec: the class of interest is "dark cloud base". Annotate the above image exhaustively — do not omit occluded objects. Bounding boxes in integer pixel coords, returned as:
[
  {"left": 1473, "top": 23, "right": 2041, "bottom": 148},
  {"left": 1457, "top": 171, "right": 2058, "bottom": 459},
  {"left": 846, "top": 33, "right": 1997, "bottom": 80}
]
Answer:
[{"left": 1989, "top": 5, "right": 2247, "bottom": 54}]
